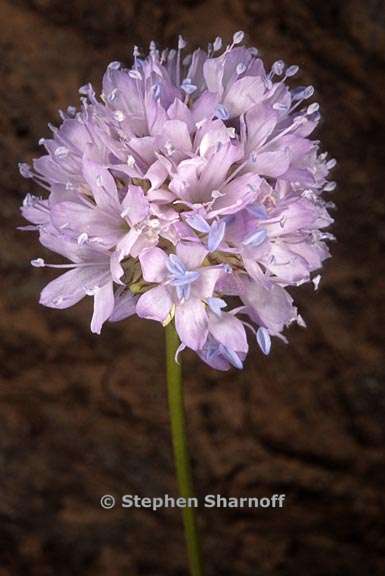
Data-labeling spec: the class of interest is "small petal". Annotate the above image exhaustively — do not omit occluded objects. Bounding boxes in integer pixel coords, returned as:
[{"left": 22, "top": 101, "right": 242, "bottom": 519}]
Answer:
[
  {"left": 192, "top": 267, "right": 222, "bottom": 299},
  {"left": 136, "top": 286, "right": 173, "bottom": 323},
  {"left": 176, "top": 242, "right": 208, "bottom": 270},
  {"left": 91, "top": 281, "right": 115, "bottom": 334},
  {"left": 168, "top": 270, "right": 200, "bottom": 287},
  {"left": 224, "top": 76, "right": 265, "bottom": 116},
  {"left": 219, "top": 345, "right": 243, "bottom": 369},
  {"left": 175, "top": 298, "right": 208, "bottom": 350},
  {"left": 207, "top": 297, "right": 227, "bottom": 316},
  {"left": 40, "top": 266, "right": 109, "bottom": 310},
  {"left": 207, "top": 220, "right": 226, "bottom": 252},
  {"left": 242, "top": 228, "right": 267, "bottom": 247},
  {"left": 109, "top": 290, "right": 138, "bottom": 322},
  {"left": 208, "top": 311, "right": 248, "bottom": 353},
  {"left": 250, "top": 149, "right": 291, "bottom": 178},
  {"left": 246, "top": 204, "right": 269, "bottom": 219},
  {"left": 139, "top": 247, "right": 168, "bottom": 283},
  {"left": 82, "top": 159, "right": 119, "bottom": 210},
  {"left": 121, "top": 185, "right": 149, "bottom": 225},
  {"left": 185, "top": 213, "right": 211, "bottom": 234},
  {"left": 214, "top": 104, "right": 230, "bottom": 120},
  {"left": 167, "top": 253, "right": 186, "bottom": 275},
  {"left": 256, "top": 326, "right": 271, "bottom": 355}
]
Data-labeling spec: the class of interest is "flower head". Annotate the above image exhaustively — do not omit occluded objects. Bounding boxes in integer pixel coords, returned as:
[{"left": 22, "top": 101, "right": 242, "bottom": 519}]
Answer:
[{"left": 19, "top": 32, "right": 335, "bottom": 369}]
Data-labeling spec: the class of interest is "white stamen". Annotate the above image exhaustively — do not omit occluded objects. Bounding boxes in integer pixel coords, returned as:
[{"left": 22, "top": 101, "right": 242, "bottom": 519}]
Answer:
[
  {"left": 148, "top": 218, "right": 160, "bottom": 229},
  {"left": 127, "top": 155, "right": 135, "bottom": 167},
  {"left": 129, "top": 69, "right": 142, "bottom": 80},
  {"left": 303, "top": 85, "right": 315, "bottom": 98},
  {"left": 108, "top": 61, "right": 121, "bottom": 70},
  {"left": 85, "top": 286, "right": 99, "bottom": 296},
  {"left": 113, "top": 110, "right": 125, "bottom": 122},
  {"left": 77, "top": 232, "right": 89, "bottom": 246},
  {"left": 272, "top": 60, "right": 285, "bottom": 76},
  {"left": 227, "top": 127, "right": 236, "bottom": 138},
  {"left": 312, "top": 274, "right": 321, "bottom": 291},
  {"left": 18, "top": 163, "right": 33, "bottom": 178},
  {"left": 273, "top": 102, "right": 288, "bottom": 111},
  {"left": 54, "top": 146, "right": 69, "bottom": 158},
  {"left": 66, "top": 106, "right": 77, "bottom": 117},
  {"left": 23, "top": 193, "right": 33, "bottom": 207},
  {"left": 178, "top": 35, "right": 187, "bottom": 50},
  {"left": 233, "top": 31, "right": 245, "bottom": 44},
  {"left": 213, "top": 36, "right": 222, "bottom": 51},
  {"left": 78, "top": 83, "right": 94, "bottom": 96},
  {"left": 297, "top": 315, "right": 307, "bottom": 328},
  {"left": 307, "top": 102, "right": 320, "bottom": 115},
  {"left": 31, "top": 258, "right": 45, "bottom": 267},
  {"left": 108, "top": 89, "right": 118, "bottom": 102},
  {"left": 212, "top": 189, "right": 225, "bottom": 199},
  {"left": 286, "top": 64, "right": 299, "bottom": 77},
  {"left": 165, "top": 141, "right": 175, "bottom": 156},
  {"left": 180, "top": 79, "right": 197, "bottom": 95}
]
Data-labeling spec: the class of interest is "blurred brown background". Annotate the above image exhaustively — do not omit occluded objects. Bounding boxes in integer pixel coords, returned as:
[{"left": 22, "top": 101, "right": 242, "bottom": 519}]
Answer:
[{"left": 0, "top": 1, "right": 384, "bottom": 575}]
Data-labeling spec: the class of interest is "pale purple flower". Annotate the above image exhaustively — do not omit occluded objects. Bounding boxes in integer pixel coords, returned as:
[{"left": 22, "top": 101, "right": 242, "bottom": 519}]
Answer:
[
  {"left": 137, "top": 243, "right": 223, "bottom": 350},
  {"left": 19, "top": 32, "right": 335, "bottom": 369}
]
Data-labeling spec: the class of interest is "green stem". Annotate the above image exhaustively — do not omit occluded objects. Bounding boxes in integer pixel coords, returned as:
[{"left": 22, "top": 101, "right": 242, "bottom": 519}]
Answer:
[{"left": 165, "top": 322, "right": 204, "bottom": 576}]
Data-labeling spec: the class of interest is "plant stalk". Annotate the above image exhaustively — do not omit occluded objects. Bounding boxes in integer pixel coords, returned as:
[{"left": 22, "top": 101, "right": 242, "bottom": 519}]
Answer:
[{"left": 165, "top": 322, "right": 203, "bottom": 576}]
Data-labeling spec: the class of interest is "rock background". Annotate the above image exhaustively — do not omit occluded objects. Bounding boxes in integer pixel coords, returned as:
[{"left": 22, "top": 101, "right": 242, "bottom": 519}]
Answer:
[{"left": 0, "top": 1, "right": 384, "bottom": 574}]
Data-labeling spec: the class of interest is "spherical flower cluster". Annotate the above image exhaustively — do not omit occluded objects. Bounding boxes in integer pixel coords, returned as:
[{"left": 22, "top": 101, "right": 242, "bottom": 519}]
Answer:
[{"left": 19, "top": 32, "right": 335, "bottom": 370}]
